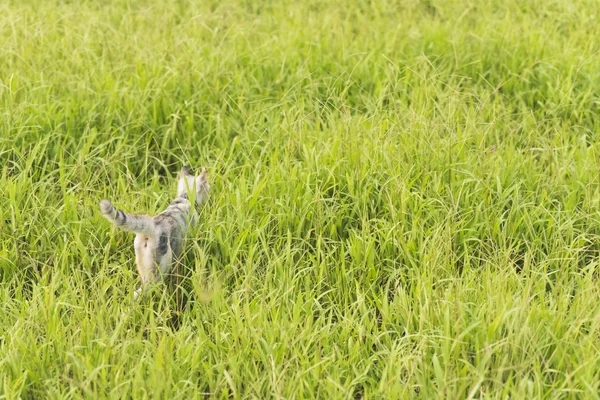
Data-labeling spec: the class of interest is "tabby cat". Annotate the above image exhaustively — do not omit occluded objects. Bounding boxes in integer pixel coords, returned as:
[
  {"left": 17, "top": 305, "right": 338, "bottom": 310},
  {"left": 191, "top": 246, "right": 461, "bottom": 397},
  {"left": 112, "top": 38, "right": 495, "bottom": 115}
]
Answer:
[{"left": 100, "top": 166, "right": 210, "bottom": 299}]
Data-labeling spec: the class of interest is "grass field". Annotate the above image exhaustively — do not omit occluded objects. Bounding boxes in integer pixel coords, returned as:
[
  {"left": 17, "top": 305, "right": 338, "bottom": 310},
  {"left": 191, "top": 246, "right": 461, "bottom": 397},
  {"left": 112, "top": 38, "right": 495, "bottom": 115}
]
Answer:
[{"left": 2, "top": 0, "right": 600, "bottom": 398}]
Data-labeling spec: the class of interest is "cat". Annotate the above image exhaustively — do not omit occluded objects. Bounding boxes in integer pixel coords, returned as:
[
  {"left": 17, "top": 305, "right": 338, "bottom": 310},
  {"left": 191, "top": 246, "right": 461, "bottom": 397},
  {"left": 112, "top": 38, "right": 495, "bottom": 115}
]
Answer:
[{"left": 100, "top": 166, "right": 210, "bottom": 300}]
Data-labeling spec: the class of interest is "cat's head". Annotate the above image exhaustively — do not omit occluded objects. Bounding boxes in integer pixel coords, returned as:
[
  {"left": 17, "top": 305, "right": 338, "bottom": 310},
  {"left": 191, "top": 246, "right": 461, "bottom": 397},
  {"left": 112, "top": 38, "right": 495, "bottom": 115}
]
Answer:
[{"left": 178, "top": 166, "right": 210, "bottom": 204}]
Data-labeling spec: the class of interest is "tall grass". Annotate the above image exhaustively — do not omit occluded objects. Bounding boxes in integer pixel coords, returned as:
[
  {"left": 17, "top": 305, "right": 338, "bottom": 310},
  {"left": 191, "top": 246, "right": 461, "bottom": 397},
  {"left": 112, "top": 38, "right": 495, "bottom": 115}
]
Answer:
[{"left": 2, "top": 0, "right": 600, "bottom": 397}]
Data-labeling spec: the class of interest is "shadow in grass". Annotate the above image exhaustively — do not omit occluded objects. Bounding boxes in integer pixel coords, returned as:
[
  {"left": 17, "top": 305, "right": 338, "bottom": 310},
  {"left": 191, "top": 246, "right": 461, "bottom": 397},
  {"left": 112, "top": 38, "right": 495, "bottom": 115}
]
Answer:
[{"left": 166, "top": 267, "right": 194, "bottom": 330}]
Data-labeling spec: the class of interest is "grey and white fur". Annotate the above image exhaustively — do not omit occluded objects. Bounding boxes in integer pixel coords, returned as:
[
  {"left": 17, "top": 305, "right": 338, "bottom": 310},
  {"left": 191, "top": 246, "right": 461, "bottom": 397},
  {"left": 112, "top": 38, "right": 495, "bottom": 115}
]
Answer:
[{"left": 100, "top": 166, "right": 210, "bottom": 299}]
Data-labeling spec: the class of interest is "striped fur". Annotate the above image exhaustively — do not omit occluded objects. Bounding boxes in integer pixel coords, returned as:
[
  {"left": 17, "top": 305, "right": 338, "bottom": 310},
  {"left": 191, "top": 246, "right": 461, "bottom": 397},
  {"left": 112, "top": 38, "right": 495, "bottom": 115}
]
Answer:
[
  {"left": 100, "top": 166, "right": 210, "bottom": 300},
  {"left": 99, "top": 200, "right": 154, "bottom": 235}
]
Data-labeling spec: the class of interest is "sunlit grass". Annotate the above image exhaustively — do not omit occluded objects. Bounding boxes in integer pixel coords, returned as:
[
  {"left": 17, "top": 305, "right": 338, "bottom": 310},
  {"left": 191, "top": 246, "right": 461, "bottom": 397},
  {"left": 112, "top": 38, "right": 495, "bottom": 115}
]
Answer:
[{"left": 2, "top": 0, "right": 600, "bottom": 398}]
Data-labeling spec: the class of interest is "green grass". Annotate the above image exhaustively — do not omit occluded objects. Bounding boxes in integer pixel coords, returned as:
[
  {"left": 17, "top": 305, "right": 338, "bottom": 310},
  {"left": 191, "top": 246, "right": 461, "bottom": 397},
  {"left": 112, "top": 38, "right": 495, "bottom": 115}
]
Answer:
[{"left": 2, "top": 0, "right": 600, "bottom": 398}]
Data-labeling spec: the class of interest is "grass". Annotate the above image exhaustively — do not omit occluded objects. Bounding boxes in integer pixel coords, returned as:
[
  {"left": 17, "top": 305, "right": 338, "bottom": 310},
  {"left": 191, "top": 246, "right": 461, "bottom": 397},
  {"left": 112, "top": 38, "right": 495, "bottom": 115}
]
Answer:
[{"left": 2, "top": 0, "right": 600, "bottom": 397}]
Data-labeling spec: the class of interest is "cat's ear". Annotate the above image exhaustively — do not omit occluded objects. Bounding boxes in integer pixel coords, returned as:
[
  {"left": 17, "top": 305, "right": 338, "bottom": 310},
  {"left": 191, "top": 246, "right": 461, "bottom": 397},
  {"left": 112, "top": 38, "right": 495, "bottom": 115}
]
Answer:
[
  {"left": 197, "top": 167, "right": 208, "bottom": 185},
  {"left": 178, "top": 166, "right": 192, "bottom": 196},
  {"left": 180, "top": 166, "right": 191, "bottom": 177}
]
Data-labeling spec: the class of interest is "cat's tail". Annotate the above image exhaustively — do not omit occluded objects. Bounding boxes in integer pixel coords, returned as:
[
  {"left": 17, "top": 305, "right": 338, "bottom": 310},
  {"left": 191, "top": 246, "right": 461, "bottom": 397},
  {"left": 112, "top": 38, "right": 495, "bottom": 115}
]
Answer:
[{"left": 100, "top": 199, "right": 155, "bottom": 235}]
